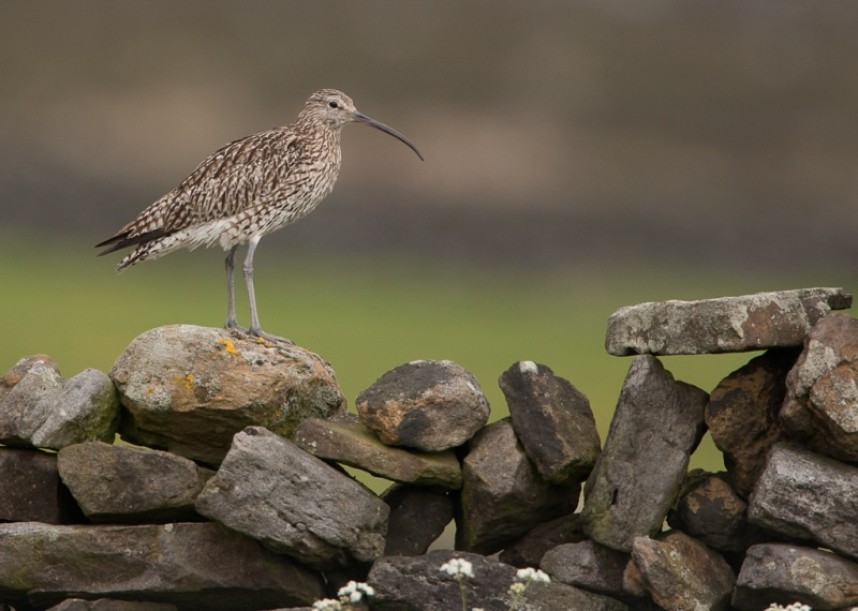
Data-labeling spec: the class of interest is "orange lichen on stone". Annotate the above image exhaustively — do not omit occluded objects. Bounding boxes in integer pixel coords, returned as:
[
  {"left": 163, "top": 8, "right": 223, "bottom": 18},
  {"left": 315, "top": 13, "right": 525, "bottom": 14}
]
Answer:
[
  {"left": 217, "top": 338, "right": 239, "bottom": 355},
  {"left": 173, "top": 373, "right": 195, "bottom": 389}
]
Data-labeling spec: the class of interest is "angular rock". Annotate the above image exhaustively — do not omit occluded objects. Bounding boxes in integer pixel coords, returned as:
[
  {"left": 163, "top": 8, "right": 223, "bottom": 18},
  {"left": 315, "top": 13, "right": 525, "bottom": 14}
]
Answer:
[
  {"left": 499, "top": 360, "right": 601, "bottom": 484},
  {"left": 605, "top": 287, "right": 851, "bottom": 356},
  {"left": 667, "top": 471, "right": 760, "bottom": 554},
  {"left": 630, "top": 531, "right": 735, "bottom": 611},
  {"left": 382, "top": 485, "right": 454, "bottom": 556},
  {"left": 293, "top": 414, "right": 461, "bottom": 489},
  {"left": 0, "top": 355, "right": 119, "bottom": 449},
  {"left": 732, "top": 543, "right": 858, "bottom": 610},
  {"left": 356, "top": 359, "right": 490, "bottom": 452},
  {"left": 57, "top": 441, "right": 213, "bottom": 523},
  {"left": 748, "top": 442, "right": 858, "bottom": 560},
  {"left": 0, "top": 521, "right": 323, "bottom": 610},
  {"left": 706, "top": 349, "right": 798, "bottom": 497},
  {"left": 368, "top": 550, "right": 628, "bottom": 611},
  {"left": 47, "top": 600, "right": 178, "bottom": 611},
  {"left": 499, "top": 513, "right": 587, "bottom": 568},
  {"left": 456, "top": 418, "right": 579, "bottom": 554},
  {"left": 541, "top": 540, "right": 629, "bottom": 599},
  {"left": 111, "top": 325, "right": 345, "bottom": 465},
  {"left": 195, "top": 426, "right": 388, "bottom": 569},
  {"left": 0, "top": 447, "right": 80, "bottom": 524},
  {"left": 781, "top": 314, "right": 858, "bottom": 463},
  {"left": 582, "top": 355, "right": 707, "bottom": 551}
]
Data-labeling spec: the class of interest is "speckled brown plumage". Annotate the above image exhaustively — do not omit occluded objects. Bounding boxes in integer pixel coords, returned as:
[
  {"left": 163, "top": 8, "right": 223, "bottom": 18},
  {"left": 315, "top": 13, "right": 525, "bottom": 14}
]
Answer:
[{"left": 97, "top": 89, "right": 422, "bottom": 338}]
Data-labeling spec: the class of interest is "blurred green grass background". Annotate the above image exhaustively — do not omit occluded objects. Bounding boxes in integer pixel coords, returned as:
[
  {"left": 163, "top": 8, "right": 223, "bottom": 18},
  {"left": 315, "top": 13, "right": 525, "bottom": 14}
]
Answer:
[{"left": 5, "top": 231, "right": 848, "bottom": 473}]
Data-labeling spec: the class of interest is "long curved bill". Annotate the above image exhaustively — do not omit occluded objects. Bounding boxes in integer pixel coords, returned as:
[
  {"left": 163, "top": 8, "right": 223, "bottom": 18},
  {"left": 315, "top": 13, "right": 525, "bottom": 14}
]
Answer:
[{"left": 354, "top": 111, "right": 424, "bottom": 161}]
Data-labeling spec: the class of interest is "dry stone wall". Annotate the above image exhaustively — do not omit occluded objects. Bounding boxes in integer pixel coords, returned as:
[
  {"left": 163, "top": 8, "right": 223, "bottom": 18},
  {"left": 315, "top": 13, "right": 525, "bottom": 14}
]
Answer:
[{"left": 0, "top": 288, "right": 856, "bottom": 610}]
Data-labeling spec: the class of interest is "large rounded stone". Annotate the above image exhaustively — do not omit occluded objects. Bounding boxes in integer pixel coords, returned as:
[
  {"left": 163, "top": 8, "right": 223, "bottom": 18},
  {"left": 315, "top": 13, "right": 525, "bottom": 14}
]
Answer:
[
  {"left": 111, "top": 325, "right": 344, "bottom": 465},
  {"left": 356, "top": 360, "right": 490, "bottom": 452}
]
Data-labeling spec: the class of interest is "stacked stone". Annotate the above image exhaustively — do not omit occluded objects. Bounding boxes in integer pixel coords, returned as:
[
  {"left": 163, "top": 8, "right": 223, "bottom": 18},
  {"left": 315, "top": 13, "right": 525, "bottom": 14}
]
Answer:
[
  {"left": 585, "top": 287, "right": 858, "bottom": 611},
  {"left": 1, "top": 286, "right": 857, "bottom": 610}
]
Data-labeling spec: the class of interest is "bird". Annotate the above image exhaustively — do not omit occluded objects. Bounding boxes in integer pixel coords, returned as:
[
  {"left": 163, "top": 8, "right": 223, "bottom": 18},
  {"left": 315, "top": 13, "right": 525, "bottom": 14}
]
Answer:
[{"left": 96, "top": 88, "right": 423, "bottom": 341}]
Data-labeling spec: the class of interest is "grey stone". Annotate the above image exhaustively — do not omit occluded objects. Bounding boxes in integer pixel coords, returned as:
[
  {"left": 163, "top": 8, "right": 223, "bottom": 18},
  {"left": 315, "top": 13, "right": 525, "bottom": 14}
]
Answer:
[
  {"left": 748, "top": 442, "right": 858, "bottom": 560},
  {"left": 57, "top": 441, "right": 213, "bottom": 523},
  {"left": 0, "top": 521, "right": 323, "bottom": 610},
  {"left": 732, "top": 543, "right": 858, "bottom": 611},
  {"left": 499, "top": 513, "right": 587, "bottom": 568},
  {"left": 706, "top": 349, "right": 798, "bottom": 497},
  {"left": 195, "top": 426, "right": 388, "bottom": 569},
  {"left": 582, "top": 355, "right": 707, "bottom": 552},
  {"left": 0, "top": 447, "right": 80, "bottom": 523},
  {"left": 367, "top": 550, "right": 628, "bottom": 611},
  {"left": 605, "top": 287, "right": 851, "bottom": 356},
  {"left": 111, "top": 324, "right": 345, "bottom": 465},
  {"left": 541, "top": 540, "right": 629, "bottom": 599},
  {"left": 667, "top": 471, "right": 760, "bottom": 554},
  {"left": 47, "top": 600, "right": 178, "bottom": 611},
  {"left": 781, "top": 314, "right": 858, "bottom": 463},
  {"left": 499, "top": 360, "right": 601, "bottom": 484},
  {"left": 293, "top": 413, "right": 461, "bottom": 489},
  {"left": 630, "top": 531, "right": 736, "bottom": 611},
  {"left": 456, "top": 418, "right": 579, "bottom": 555},
  {"left": 0, "top": 355, "right": 119, "bottom": 449},
  {"left": 356, "top": 359, "right": 490, "bottom": 452},
  {"left": 381, "top": 484, "right": 454, "bottom": 556}
]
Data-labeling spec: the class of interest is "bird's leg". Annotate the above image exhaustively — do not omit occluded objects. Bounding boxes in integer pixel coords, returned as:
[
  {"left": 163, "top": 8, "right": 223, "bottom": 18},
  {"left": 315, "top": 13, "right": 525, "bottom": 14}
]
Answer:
[
  {"left": 243, "top": 237, "right": 263, "bottom": 333},
  {"left": 224, "top": 245, "right": 245, "bottom": 332},
  {"left": 242, "top": 237, "right": 292, "bottom": 344}
]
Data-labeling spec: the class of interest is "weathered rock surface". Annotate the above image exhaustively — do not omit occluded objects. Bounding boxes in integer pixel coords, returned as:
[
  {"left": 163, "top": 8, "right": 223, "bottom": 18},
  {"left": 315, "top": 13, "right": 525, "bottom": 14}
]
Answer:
[
  {"left": 582, "top": 355, "right": 708, "bottom": 552},
  {"left": 706, "top": 349, "right": 798, "bottom": 497},
  {"left": 499, "top": 513, "right": 588, "bottom": 568},
  {"left": 499, "top": 360, "right": 601, "bottom": 484},
  {"left": 293, "top": 414, "right": 461, "bottom": 489},
  {"left": 667, "top": 471, "right": 759, "bottom": 554},
  {"left": 57, "top": 441, "right": 213, "bottom": 523},
  {"left": 0, "top": 521, "right": 324, "bottom": 610},
  {"left": 605, "top": 287, "right": 852, "bottom": 355},
  {"left": 732, "top": 543, "right": 858, "bottom": 610},
  {"left": 382, "top": 485, "right": 454, "bottom": 556},
  {"left": 111, "top": 325, "right": 345, "bottom": 465},
  {"left": 367, "top": 550, "right": 628, "bottom": 611},
  {"left": 47, "top": 600, "right": 178, "bottom": 611},
  {"left": 456, "top": 418, "right": 578, "bottom": 554},
  {"left": 0, "top": 447, "right": 80, "bottom": 524},
  {"left": 748, "top": 442, "right": 858, "bottom": 560},
  {"left": 781, "top": 314, "right": 858, "bottom": 463},
  {"left": 629, "top": 531, "right": 736, "bottom": 611},
  {"left": 356, "top": 359, "right": 490, "bottom": 452},
  {"left": 0, "top": 355, "right": 119, "bottom": 449},
  {"left": 195, "top": 426, "right": 388, "bottom": 569},
  {"left": 541, "top": 539, "right": 629, "bottom": 599}
]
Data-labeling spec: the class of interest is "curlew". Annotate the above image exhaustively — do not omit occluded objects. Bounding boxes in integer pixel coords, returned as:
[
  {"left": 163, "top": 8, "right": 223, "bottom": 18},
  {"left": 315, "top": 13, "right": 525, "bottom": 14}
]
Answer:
[{"left": 96, "top": 88, "right": 423, "bottom": 340}]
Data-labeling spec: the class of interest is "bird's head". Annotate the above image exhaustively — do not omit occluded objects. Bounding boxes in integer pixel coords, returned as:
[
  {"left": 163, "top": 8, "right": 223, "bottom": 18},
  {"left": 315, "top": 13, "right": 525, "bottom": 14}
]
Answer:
[{"left": 301, "top": 89, "right": 424, "bottom": 161}]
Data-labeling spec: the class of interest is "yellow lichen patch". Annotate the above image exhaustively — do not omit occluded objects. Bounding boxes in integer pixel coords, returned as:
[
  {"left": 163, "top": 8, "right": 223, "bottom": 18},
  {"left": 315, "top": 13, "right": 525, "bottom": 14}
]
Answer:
[
  {"left": 173, "top": 373, "right": 195, "bottom": 389},
  {"left": 217, "top": 337, "right": 239, "bottom": 355}
]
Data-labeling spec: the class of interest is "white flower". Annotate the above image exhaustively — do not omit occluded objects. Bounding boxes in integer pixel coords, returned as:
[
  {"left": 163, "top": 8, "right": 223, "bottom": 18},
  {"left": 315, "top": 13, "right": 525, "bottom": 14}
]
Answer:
[
  {"left": 765, "top": 604, "right": 812, "bottom": 611},
  {"left": 337, "top": 580, "right": 374, "bottom": 603},
  {"left": 312, "top": 599, "right": 342, "bottom": 611},
  {"left": 440, "top": 557, "right": 475, "bottom": 579},
  {"left": 515, "top": 567, "right": 551, "bottom": 583},
  {"left": 509, "top": 582, "right": 527, "bottom": 595}
]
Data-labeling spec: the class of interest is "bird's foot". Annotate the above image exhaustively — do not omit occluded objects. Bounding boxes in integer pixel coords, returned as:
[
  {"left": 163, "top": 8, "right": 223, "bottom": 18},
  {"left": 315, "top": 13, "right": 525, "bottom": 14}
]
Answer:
[
  {"left": 248, "top": 326, "right": 295, "bottom": 346},
  {"left": 225, "top": 320, "right": 249, "bottom": 335}
]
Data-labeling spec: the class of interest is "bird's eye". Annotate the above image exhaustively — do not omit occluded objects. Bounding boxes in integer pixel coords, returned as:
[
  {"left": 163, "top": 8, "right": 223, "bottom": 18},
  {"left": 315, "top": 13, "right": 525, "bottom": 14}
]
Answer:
[{"left": 328, "top": 101, "right": 339, "bottom": 109}]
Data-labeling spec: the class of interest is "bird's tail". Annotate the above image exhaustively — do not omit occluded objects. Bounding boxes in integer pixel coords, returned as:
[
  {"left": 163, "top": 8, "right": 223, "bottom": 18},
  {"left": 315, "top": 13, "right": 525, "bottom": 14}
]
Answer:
[{"left": 95, "top": 229, "right": 170, "bottom": 271}]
